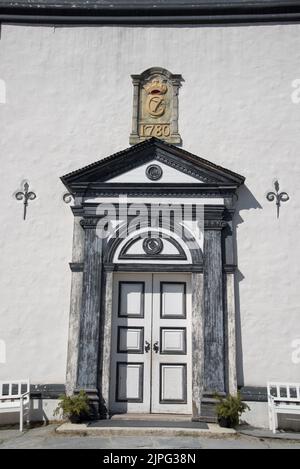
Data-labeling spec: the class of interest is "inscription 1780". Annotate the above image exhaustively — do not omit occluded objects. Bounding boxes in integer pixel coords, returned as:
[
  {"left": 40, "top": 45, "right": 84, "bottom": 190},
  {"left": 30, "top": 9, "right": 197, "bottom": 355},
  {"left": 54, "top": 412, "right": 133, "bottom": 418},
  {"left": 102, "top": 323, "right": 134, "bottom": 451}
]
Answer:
[{"left": 139, "top": 124, "right": 170, "bottom": 138}]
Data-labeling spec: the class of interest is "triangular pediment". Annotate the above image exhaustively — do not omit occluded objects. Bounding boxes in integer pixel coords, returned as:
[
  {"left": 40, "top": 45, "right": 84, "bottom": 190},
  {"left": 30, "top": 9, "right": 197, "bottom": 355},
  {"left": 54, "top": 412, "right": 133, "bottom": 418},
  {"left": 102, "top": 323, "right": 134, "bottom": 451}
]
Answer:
[
  {"left": 61, "top": 138, "right": 245, "bottom": 193},
  {"left": 106, "top": 159, "right": 203, "bottom": 184}
]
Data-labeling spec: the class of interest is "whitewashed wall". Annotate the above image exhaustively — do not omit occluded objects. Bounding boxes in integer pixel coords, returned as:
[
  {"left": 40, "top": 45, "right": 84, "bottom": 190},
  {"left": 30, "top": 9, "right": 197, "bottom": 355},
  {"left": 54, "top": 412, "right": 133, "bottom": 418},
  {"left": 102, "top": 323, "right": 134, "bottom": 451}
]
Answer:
[{"left": 0, "top": 24, "right": 299, "bottom": 387}]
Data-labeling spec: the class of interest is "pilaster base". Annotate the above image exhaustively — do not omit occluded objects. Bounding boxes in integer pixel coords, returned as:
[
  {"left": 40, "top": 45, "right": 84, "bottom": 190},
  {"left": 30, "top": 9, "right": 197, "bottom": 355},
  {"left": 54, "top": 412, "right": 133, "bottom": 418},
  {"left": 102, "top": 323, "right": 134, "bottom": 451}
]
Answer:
[
  {"left": 192, "top": 393, "right": 226, "bottom": 423},
  {"left": 75, "top": 388, "right": 100, "bottom": 420}
]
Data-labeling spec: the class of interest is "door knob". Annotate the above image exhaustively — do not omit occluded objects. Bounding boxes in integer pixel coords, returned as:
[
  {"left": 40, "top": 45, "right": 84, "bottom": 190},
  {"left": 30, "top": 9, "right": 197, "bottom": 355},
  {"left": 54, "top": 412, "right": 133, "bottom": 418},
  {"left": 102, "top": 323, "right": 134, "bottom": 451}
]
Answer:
[
  {"left": 145, "top": 341, "right": 150, "bottom": 353},
  {"left": 153, "top": 341, "right": 159, "bottom": 353}
]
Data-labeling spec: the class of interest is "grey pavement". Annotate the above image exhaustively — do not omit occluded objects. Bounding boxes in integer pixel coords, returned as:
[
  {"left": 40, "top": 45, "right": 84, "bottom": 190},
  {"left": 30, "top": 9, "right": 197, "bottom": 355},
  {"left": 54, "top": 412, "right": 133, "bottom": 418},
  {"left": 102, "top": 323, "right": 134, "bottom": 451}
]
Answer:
[{"left": 1, "top": 424, "right": 300, "bottom": 449}]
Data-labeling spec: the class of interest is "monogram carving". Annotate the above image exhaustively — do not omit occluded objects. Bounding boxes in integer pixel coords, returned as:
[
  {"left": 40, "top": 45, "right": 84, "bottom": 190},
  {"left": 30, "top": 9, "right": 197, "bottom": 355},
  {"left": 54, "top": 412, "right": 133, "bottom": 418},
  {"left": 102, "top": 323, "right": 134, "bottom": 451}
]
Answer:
[
  {"left": 144, "top": 78, "right": 167, "bottom": 117},
  {"left": 146, "top": 95, "right": 166, "bottom": 117}
]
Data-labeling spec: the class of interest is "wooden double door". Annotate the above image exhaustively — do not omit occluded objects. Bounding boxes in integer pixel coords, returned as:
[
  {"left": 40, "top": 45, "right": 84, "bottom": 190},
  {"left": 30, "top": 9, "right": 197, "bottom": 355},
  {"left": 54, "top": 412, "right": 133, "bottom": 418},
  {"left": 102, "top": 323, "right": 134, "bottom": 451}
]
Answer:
[{"left": 110, "top": 273, "right": 192, "bottom": 414}]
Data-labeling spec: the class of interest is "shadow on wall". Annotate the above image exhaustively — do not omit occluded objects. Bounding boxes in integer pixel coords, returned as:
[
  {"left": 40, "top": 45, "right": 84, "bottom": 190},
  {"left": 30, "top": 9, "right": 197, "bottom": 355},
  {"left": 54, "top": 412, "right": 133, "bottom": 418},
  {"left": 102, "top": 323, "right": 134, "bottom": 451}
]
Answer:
[
  {"left": 0, "top": 400, "right": 50, "bottom": 426},
  {"left": 233, "top": 184, "right": 262, "bottom": 388},
  {"left": 30, "top": 399, "right": 50, "bottom": 423},
  {"left": 278, "top": 414, "right": 300, "bottom": 432}
]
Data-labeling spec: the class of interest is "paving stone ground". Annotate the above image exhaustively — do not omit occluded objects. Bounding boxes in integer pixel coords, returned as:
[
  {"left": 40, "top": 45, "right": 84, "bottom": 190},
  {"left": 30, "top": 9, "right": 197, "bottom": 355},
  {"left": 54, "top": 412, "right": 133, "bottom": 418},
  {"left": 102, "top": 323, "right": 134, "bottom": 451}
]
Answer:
[{"left": 0, "top": 424, "right": 300, "bottom": 449}]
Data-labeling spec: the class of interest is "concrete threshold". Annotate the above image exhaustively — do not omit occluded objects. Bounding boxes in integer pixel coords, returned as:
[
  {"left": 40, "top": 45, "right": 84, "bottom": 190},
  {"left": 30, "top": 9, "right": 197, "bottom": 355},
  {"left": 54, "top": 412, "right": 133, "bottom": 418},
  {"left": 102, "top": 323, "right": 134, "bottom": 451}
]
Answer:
[{"left": 56, "top": 421, "right": 236, "bottom": 437}]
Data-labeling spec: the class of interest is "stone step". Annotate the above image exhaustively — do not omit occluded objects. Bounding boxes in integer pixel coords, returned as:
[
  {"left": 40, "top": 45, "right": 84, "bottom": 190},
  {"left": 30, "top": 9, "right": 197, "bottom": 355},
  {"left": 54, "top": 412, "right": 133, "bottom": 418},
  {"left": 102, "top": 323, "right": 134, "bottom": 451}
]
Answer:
[
  {"left": 89, "top": 420, "right": 208, "bottom": 429},
  {"left": 56, "top": 422, "right": 236, "bottom": 437}
]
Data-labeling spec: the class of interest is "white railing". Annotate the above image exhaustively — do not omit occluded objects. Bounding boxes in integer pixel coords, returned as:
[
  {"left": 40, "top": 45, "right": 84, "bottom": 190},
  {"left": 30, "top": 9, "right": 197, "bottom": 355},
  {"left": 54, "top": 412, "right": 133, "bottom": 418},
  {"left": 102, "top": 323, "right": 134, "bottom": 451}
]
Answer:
[
  {"left": 0, "top": 380, "right": 30, "bottom": 431},
  {"left": 267, "top": 382, "right": 300, "bottom": 433}
]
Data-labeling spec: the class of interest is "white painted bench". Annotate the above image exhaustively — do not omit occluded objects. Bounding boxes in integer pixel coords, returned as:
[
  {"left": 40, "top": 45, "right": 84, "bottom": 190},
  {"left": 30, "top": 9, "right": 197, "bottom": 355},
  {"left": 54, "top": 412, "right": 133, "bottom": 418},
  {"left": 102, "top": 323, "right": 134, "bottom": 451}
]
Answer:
[
  {"left": 0, "top": 380, "right": 30, "bottom": 431},
  {"left": 267, "top": 382, "right": 300, "bottom": 433}
]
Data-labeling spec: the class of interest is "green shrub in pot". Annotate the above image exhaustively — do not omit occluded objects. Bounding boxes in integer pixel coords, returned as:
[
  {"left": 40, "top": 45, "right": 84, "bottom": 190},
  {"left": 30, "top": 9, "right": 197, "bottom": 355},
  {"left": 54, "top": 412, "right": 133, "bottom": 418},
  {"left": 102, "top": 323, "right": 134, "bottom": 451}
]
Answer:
[
  {"left": 54, "top": 390, "right": 90, "bottom": 423},
  {"left": 215, "top": 392, "right": 250, "bottom": 428}
]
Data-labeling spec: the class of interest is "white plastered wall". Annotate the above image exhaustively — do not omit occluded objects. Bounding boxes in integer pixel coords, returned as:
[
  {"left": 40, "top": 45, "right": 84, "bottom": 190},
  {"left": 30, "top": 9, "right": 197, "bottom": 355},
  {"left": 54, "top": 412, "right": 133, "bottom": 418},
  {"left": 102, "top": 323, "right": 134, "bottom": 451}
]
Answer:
[{"left": 0, "top": 24, "right": 299, "bottom": 397}]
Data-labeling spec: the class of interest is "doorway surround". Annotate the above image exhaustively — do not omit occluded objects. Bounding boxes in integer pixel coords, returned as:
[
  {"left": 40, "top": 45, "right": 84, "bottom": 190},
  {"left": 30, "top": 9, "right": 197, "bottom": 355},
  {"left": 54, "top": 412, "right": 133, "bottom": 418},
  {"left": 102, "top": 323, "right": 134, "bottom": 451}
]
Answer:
[{"left": 61, "top": 138, "right": 245, "bottom": 420}]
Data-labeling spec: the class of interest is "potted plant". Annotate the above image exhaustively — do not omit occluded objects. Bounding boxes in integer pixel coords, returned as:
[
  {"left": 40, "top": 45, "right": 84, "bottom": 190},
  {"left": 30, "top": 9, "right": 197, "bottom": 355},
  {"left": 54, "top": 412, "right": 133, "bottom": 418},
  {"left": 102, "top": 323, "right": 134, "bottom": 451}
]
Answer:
[
  {"left": 215, "top": 392, "right": 249, "bottom": 428},
  {"left": 54, "top": 390, "right": 90, "bottom": 423}
]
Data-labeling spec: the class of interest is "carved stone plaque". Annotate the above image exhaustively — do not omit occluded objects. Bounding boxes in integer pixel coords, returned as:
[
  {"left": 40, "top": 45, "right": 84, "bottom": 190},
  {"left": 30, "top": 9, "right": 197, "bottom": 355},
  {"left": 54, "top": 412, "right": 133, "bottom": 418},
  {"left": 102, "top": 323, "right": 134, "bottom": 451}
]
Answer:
[{"left": 130, "top": 67, "right": 183, "bottom": 145}]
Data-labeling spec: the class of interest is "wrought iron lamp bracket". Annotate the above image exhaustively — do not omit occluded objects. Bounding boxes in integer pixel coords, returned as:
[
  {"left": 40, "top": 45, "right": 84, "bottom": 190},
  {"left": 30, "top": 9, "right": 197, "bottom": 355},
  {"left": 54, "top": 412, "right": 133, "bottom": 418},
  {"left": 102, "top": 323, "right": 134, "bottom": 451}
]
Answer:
[
  {"left": 266, "top": 180, "right": 289, "bottom": 218},
  {"left": 15, "top": 182, "right": 36, "bottom": 220}
]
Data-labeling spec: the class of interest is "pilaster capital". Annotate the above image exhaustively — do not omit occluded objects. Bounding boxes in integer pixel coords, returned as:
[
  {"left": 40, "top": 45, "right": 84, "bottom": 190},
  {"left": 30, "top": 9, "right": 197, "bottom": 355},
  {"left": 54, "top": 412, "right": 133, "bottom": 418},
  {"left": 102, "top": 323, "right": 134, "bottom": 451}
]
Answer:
[
  {"left": 69, "top": 262, "right": 84, "bottom": 272},
  {"left": 204, "top": 219, "right": 227, "bottom": 231},
  {"left": 80, "top": 218, "right": 100, "bottom": 229}
]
